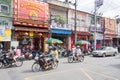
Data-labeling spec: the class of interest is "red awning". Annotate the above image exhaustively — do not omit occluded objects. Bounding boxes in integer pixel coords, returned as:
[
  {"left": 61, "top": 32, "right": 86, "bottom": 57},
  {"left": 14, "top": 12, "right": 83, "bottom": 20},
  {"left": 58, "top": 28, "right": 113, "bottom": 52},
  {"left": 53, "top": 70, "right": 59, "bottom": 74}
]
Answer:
[{"left": 73, "top": 31, "right": 92, "bottom": 36}]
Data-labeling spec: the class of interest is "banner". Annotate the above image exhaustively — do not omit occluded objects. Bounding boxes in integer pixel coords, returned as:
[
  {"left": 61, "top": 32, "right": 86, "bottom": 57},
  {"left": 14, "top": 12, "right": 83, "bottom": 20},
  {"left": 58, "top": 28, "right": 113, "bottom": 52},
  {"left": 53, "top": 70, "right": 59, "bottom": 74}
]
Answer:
[
  {"left": 13, "top": 0, "right": 49, "bottom": 27},
  {"left": 0, "top": 29, "right": 11, "bottom": 41}
]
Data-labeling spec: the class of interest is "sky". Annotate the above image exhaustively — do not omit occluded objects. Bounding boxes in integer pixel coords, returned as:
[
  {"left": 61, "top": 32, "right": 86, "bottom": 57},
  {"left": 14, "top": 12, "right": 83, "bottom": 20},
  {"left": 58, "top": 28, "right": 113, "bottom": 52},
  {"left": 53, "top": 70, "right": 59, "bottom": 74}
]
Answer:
[{"left": 58, "top": 0, "right": 120, "bottom": 18}]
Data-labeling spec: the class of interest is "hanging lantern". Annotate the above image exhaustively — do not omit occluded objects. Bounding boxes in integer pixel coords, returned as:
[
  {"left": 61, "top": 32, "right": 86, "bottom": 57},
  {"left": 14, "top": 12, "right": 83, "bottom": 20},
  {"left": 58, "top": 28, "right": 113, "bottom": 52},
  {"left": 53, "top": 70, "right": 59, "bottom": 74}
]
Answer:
[
  {"left": 39, "top": 33, "right": 42, "bottom": 36},
  {"left": 24, "top": 32, "right": 28, "bottom": 36}
]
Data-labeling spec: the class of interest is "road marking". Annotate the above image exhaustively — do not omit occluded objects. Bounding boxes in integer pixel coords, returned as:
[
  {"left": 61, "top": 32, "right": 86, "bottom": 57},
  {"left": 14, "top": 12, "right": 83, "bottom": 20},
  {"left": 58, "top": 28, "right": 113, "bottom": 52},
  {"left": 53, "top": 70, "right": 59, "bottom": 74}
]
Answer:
[
  {"left": 24, "top": 77, "right": 33, "bottom": 80},
  {"left": 24, "top": 68, "right": 119, "bottom": 80},
  {"left": 24, "top": 68, "right": 93, "bottom": 80},
  {"left": 86, "top": 69, "right": 119, "bottom": 80},
  {"left": 25, "top": 68, "right": 81, "bottom": 79},
  {"left": 80, "top": 68, "right": 94, "bottom": 80}
]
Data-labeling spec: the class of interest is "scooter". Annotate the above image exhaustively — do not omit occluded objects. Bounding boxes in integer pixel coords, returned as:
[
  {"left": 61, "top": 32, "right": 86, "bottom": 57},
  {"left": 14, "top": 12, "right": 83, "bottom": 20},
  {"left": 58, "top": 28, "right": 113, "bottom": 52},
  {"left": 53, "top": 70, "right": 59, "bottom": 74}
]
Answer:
[
  {"left": 0, "top": 54, "right": 23, "bottom": 68},
  {"left": 31, "top": 54, "right": 58, "bottom": 72},
  {"left": 68, "top": 53, "right": 84, "bottom": 63}
]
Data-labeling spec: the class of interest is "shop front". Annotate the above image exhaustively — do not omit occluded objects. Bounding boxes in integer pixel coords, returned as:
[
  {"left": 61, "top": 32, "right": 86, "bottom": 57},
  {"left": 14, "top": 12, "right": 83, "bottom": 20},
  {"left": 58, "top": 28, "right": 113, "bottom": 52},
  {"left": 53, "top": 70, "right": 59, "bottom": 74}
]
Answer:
[
  {"left": 104, "top": 34, "right": 116, "bottom": 47},
  {"left": 71, "top": 31, "right": 91, "bottom": 51},
  {"left": 51, "top": 28, "right": 72, "bottom": 50},
  {"left": 0, "top": 0, "right": 12, "bottom": 51},
  {"left": 89, "top": 25, "right": 104, "bottom": 49},
  {"left": 14, "top": 26, "right": 48, "bottom": 52},
  {"left": 13, "top": 0, "right": 49, "bottom": 52},
  {"left": 0, "top": 18, "right": 12, "bottom": 51},
  {"left": 77, "top": 31, "right": 91, "bottom": 51}
]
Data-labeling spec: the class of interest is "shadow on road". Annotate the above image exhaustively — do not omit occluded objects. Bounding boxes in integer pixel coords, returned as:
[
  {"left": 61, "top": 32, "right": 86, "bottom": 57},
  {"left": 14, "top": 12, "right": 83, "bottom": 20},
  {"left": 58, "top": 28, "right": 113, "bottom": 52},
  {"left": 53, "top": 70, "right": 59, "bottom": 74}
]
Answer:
[
  {"left": 89, "top": 55, "right": 104, "bottom": 58},
  {"left": 62, "top": 62, "right": 69, "bottom": 64},
  {"left": 110, "top": 64, "right": 120, "bottom": 69},
  {"left": 22, "top": 69, "right": 33, "bottom": 73},
  {"left": 90, "top": 55, "right": 118, "bottom": 58},
  {"left": 62, "top": 61, "right": 81, "bottom": 64}
]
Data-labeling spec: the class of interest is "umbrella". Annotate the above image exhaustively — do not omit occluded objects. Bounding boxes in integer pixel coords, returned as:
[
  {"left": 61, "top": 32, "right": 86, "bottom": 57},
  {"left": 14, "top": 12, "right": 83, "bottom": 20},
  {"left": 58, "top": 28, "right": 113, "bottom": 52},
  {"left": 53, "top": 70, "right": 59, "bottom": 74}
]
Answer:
[
  {"left": 46, "top": 38, "right": 63, "bottom": 44},
  {"left": 76, "top": 40, "right": 90, "bottom": 45}
]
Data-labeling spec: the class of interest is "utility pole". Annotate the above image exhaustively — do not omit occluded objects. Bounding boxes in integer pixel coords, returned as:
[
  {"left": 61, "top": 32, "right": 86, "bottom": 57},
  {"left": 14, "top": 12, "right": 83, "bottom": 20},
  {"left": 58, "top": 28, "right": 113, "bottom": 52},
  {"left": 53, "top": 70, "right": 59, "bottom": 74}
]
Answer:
[
  {"left": 49, "top": 14, "right": 52, "bottom": 38},
  {"left": 94, "top": 2, "right": 97, "bottom": 50},
  {"left": 74, "top": 0, "right": 77, "bottom": 44},
  {"left": 94, "top": 0, "right": 103, "bottom": 50}
]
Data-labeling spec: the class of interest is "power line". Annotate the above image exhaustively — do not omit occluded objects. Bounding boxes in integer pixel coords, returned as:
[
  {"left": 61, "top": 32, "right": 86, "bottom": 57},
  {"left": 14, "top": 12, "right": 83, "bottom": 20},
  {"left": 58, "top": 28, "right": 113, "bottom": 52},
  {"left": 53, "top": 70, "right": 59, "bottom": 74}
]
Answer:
[{"left": 98, "top": 0, "right": 113, "bottom": 13}]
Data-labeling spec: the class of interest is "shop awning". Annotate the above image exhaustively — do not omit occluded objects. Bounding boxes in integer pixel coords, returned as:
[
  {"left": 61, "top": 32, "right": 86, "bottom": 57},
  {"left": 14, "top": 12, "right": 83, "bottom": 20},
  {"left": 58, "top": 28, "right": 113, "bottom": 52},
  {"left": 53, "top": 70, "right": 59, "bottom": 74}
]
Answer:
[
  {"left": 73, "top": 31, "right": 92, "bottom": 36},
  {"left": 51, "top": 29, "right": 72, "bottom": 34}
]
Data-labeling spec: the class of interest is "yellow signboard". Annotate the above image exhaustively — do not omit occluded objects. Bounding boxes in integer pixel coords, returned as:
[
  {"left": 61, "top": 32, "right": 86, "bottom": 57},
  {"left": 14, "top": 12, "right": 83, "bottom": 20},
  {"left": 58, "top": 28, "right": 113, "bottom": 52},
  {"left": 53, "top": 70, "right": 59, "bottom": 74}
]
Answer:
[
  {"left": 29, "top": 31, "right": 34, "bottom": 37},
  {"left": 0, "top": 29, "right": 11, "bottom": 41}
]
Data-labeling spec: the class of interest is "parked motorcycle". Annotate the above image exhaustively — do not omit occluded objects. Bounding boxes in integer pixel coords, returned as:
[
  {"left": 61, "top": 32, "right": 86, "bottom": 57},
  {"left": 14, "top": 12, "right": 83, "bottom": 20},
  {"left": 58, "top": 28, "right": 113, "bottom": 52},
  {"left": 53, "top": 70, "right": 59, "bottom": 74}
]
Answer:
[
  {"left": 68, "top": 53, "right": 84, "bottom": 63},
  {"left": 32, "top": 54, "right": 58, "bottom": 72},
  {"left": 0, "top": 54, "right": 23, "bottom": 68}
]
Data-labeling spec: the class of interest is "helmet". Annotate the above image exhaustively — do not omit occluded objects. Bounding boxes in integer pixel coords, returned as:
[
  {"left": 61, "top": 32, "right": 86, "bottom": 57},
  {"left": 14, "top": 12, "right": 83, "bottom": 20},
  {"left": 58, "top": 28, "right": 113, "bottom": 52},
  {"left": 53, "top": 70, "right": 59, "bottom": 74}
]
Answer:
[
  {"left": 49, "top": 46, "right": 53, "bottom": 49},
  {"left": 77, "top": 45, "right": 80, "bottom": 48},
  {"left": 53, "top": 46, "right": 57, "bottom": 50},
  {"left": 11, "top": 46, "right": 15, "bottom": 50}
]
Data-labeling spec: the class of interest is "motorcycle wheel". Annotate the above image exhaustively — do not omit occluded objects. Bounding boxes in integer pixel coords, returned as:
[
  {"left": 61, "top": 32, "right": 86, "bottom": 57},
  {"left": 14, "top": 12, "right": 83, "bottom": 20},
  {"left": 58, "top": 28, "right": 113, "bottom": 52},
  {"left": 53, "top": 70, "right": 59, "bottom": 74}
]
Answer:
[
  {"left": 79, "top": 56, "right": 84, "bottom": 62},
  {"left": 52, "top": 61, "right": 58, "bottom": 69},
  {"left": 15, "top": 58, "right": 23, "bottom": 67},
  {"left": 68, "top": 56, "right": 73, "bottom": 63},
  {"left": 0, "top": 62, "right": 3, "bottom": 68},
  {"left": 32, "top": 62, "right": 41, "bottom": 72}
]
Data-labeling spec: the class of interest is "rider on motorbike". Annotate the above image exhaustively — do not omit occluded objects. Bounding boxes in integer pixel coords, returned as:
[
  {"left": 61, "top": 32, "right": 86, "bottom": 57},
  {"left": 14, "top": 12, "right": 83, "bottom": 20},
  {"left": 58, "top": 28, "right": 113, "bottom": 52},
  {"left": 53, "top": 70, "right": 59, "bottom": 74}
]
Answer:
[
  {"left": 75, "top": 45, "right": 82, "bottom": 60},
  {"left": 52, "top": 47, "right": 59, "bottom": 62},
  {"left": 6, "top": 47, "right": 16, "bottom": 64}
]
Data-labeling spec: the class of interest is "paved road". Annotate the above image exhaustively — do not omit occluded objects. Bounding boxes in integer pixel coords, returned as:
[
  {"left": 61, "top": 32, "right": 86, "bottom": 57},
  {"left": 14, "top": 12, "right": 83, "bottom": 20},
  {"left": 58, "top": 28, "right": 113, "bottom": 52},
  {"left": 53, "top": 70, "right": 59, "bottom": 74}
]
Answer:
[{"left": 0, "top": 55, "right": 120, "bottom": 80}]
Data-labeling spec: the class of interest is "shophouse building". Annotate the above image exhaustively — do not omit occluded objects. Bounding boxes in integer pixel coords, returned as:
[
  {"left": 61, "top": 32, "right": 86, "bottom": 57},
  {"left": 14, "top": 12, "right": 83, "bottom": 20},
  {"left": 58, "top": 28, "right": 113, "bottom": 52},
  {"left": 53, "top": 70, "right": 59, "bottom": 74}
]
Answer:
[
  {"left": 88, "top": 14, "right": 104, "bottom": 49},
  {"left": 0, "top": 0, "right": 13, "bottom": 51},
  {"left": 47, "top": 0, "right": 72, "bottom": 50},
  {"left": 13, "top": 0, "right": 49, "bottom": 52},
  {"left": 103, "top": 17, "right": 117, "bottom": 46},
  {"left": 68, "top": 9, "right": 90, "bottom": 51}
]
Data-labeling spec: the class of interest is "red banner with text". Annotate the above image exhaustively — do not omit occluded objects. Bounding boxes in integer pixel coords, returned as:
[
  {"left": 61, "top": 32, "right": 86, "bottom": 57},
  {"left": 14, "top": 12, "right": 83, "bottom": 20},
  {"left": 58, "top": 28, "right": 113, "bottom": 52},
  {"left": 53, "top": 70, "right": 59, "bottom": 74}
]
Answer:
[{"left": 13, "top": 0, "right": 49, "bottom": 28}]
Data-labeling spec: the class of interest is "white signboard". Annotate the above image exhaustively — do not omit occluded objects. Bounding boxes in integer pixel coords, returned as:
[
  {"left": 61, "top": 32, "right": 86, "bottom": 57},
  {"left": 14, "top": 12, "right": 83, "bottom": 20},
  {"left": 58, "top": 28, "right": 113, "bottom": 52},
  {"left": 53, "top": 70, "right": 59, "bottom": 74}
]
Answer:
[
  {"left": 11, "top": 41, "right": 19, "bottom": 49},
  {"left": 0, "top": 19, "right": 12, "bottom": 29},
  {"left": 0, "top": 29, "right": 4, "bottom": 36},
  {"left": 94, "top": 33, "right": 103, "bottom": 40},
  {"left": 51, "top": 22, "right": 71, "bottom": 30}
]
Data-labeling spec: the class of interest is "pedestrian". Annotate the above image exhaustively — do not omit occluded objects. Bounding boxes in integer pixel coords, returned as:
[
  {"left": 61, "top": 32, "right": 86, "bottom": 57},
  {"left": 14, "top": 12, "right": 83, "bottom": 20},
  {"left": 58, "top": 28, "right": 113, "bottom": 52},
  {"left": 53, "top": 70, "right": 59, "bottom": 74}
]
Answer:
[{"left": 118, "top": 45, "right": 120, "bottom": 53}]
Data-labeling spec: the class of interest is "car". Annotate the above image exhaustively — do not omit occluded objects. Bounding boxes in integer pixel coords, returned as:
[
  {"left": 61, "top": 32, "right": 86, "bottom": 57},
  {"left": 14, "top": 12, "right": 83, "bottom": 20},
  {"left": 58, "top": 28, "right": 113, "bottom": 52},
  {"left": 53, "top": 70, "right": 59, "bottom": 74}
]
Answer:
[{"left": 92, "top": 46, "right": 118, "bottom": 57}]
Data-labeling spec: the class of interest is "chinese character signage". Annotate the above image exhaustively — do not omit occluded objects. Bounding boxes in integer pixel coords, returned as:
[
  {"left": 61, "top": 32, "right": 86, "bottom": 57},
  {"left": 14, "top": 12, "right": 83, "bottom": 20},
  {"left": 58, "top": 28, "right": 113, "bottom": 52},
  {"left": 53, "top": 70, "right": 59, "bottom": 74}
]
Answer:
[{"left": 13, "top": 0, "right": 49, "bottom": 28}]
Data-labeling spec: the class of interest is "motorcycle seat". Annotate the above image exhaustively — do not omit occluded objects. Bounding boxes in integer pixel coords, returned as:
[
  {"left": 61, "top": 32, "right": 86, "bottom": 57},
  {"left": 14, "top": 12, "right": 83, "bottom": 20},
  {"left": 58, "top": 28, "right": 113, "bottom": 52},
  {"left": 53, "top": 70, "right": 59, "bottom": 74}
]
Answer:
[{"left": 46, "top": 57, "right": 53, "bottom": 62}]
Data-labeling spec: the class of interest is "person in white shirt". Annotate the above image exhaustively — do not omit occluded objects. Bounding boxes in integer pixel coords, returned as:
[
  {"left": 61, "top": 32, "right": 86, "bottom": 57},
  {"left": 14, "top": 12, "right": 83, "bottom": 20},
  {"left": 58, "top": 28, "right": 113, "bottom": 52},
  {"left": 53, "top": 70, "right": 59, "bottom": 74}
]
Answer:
[
  {"left": 75, "top": 45, "right": 82, "bottom": 60},
  {"left": 72, "top": 45, "right": 76, "bottom": 56}
]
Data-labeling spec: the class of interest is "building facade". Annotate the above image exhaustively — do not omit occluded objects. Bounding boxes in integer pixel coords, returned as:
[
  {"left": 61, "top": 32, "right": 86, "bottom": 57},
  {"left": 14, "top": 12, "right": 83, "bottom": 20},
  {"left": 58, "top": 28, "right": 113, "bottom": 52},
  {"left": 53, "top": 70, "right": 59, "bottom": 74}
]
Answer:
[
  {"left": 68, "top": 9, "right": 90, "bottom": 51},
  {"left": 103, "top": 17, "right": 117, "bottom": 46},
  {"left": 47, "top": 0, "right": 72, "bottom": 50},
  {"left": 88, "top": 14, "right": 104, "bottom": 49},
  {"left": 13, "top": 0, "right": 49, "bottom": 52},
  {"left": 0, "top": 0, "right": 13, "bottom": 51}
]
